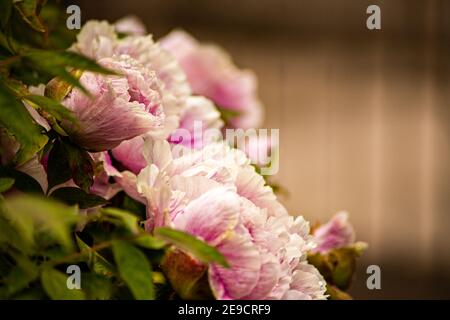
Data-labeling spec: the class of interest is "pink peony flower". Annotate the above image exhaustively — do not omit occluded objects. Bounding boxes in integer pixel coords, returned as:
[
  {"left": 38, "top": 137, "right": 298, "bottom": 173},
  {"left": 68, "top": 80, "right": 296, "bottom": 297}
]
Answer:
[
  {"left": 113, "top": 96, "right": 223, "bottom": 174},
  {"left": 72, "top": 20, "right": 191, "bottom": 116},
  {"left": 160, "top": 30, "right": 264, "bottom": 129},
  {"left": 61, "top": 54, "right": 177, "bottom": 151},
  {"left": 114, "top": 16, "right": 147, "bottom": 36},
  {"left": 115, "top": 34, "right": 192, "bottom": 106},
  {"left": 70, "top": 21, "right": 117, "bottom": 62},
  {"left": 72, "top": 21, "right": 224, "bottom": 156},
  {"left": 69, "top": 20, "right": 196, "bottom": 151},
  {"left": 312, "top": 211, "right": 356, "bottom": 254},
  {"left": 241, "top": 132, "right": 276, "bottom": 167},
  {"left": 169, "top": 96, "right": 223, "bottom": 149},
  {"left": 110, "top": 136, "right": 146, "bottom": 174},
  {"left": 121, "top": 140, "right": 326, "bottom": 300}
]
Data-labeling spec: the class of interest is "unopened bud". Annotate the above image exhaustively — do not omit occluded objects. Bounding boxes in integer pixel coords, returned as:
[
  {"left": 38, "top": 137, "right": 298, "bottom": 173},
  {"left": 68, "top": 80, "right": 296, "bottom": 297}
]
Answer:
[{"left": 161, "top": 248, "right": 214, "bottom": 300}]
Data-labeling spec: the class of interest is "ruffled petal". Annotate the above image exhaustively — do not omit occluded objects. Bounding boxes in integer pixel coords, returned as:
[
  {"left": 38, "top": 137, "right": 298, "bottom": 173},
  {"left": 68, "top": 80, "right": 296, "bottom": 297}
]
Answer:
[
  {"left": 208, "top": 225, "right": 261, "bottom": 300},
  {"left": 172, "top": 188, "right": 240, "bottom": 246}
]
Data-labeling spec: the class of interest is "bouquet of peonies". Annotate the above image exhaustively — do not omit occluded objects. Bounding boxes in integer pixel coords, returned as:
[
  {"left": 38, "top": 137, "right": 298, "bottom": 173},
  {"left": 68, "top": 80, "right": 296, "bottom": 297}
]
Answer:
[{"left": 0, "top": 3, "right": 366, "bottom": 300}]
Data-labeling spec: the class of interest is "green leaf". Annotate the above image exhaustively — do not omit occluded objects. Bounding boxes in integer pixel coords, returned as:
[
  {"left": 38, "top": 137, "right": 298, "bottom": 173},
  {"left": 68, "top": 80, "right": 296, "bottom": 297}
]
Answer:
[
  {"left": 24, "top": 50, "right": 116, "bottom": 75},
  {"left": 23, "top": 50, "right": 115, "bottom": 98},
  {"left": 133, "top": 233, "right": 166, "bottom": 250},
  {"left": 154, "top": 227, "right": 229, "bottom": 268},
  {"left": 22, "top": 55, "right": 86, "bottom": 95},
  {"left": 0, "top": 31, "right": 14, "bottom": 53},
  {"left": 0, "top": 166, "right": 43, "bottom": 194},
  {"left": 51, "top": 187, "right": 107, "bottom": 209},
  {"left": 82, "top": 274, "right": 113, "bottom": 300},
  {"left": 0, "top": 82, "right": 48, "bottom": 165},
  {"left": 22, "top": 50, "right": 117, "bottom": 95},
  {"left": 307, "top": 243, "right": 367, "bottom": 291},
  {"left": 0, "top": 201, "right": 34, "bottom": 253},
  {"left": 11, "top": 287, "right": 47, "bottom": 300},
  {"left": 47, "top": 139, "right": 94, "bottom": 192},
  {"left": 46, "top": 139, "right": 71, "bottom": 190},
  {"left": 0, "top": 208, "right": 33, "bottom": 254},
  {"left": 14, "top": 0, "right": 47, "bottom": 33},
  {"left": 0, "top": 177, "right": 14, "bottom": 193},
  {"left": 23, "top": 94, "right": 76, "bottom": 123},
  {"left": 75, "top": 235, "right": 114, "bottom": 277},
  {"left": 64, "top": 142, "right": 94, "bottom": 193},
  {"left": 2, "top": 194, "right": 80, "bottom": 252},
  {"left": 40, "top": 67, "right": 88, "bottom": 95},
  {"left": 112, "top": 240, "right": 154, "bottom": 300},
  {"left": 41, "top": 267, "right": 85, "bottom": 300},
  {"left": 121, "top": 194, "right": 146, "bottom": 220},
  {"left": 100, "top": 207, "right": 140, "bottom": 234},
  {"left": 0, "top": 252, "right": 39, "bottom": 298},
  {"left": 0, "top": 0, "right": 13, "bottom": 28}
]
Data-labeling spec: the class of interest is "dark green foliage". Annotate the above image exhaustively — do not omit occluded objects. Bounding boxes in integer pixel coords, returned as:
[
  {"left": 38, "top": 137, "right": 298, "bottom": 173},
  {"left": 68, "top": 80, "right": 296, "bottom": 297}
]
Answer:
[
  {"left": 0, "top": 0, "right": 114, "bottom": 166},
  {"left": 47, "top": 137, "right": 95, "bottom": 192}
]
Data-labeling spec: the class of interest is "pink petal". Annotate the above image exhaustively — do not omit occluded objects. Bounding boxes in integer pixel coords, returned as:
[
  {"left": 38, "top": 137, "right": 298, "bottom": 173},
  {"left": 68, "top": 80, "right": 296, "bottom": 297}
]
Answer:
[
  {"left": 208, "top": 225, "right": 261, "bottom": 299},
  {"left": 112, "top": 136, "right": 146, "bottom": 174},
  {"left": 284, "top": 263, "right": 327, "bottom": 300},
  {"left": 114, "top": 16, "right": 147, "bottom": 36},
  {"left": 172, "top": 188, "right": 240, "bottom": 245},
  {"left": 312, "top": 211, "right": 356, "bottom": 253}
]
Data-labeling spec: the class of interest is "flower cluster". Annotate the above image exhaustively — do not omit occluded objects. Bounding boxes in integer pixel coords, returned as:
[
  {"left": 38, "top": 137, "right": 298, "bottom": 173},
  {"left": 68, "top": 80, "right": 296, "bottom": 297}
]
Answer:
[
  {"left": 121, "top": 140, "right": 327, "bottom": 299},
  {"left": 63, "top": 19, "right": 332, "bottom": 299},
  {"left": 1, "top": 16, "right": 364, "bottom": 300}
]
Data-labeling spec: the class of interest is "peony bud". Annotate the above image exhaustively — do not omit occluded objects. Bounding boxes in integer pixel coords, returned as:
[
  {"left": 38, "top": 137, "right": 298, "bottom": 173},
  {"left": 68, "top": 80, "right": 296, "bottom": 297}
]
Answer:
[
  {"left": 312, "top": 211, "right": 356, "bottom": 254},
  {"left": 161, "top": 248, "right": 214, "bottom": 300}
]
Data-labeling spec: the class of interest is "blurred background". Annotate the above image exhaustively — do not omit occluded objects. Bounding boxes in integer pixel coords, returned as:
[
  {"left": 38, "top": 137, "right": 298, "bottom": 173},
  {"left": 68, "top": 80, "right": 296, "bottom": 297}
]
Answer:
[{"left": 70, "top": 0, "right": 450, "bottom": 299}]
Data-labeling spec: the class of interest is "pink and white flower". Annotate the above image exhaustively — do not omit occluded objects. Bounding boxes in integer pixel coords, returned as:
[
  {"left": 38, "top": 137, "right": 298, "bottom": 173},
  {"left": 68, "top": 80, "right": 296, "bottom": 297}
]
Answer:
[
  {"left": 121, "top": 140, "right": 326, "bottom": 300},
  {"left": 168, "top": 96, "right": 224, "bottom": 148},
  {"left": 72, "top": 20, "right": 190, "bottom": 119},
  {"left": 312, "top": 211, "right": 356, "bottom": 254},
  {"left": 72, "top": 21, "right": 225, "bottom": 155},
  {"left": 113, "top": 96, "right": 223, "bottom": 173},
  {"left": 160, "top": 30, "right": 264, "bottom": 129},
  {"left": 114, "top": 15, "right": 147, "bottom": 36},
  {"left": 61, "top": 55, "right": 174, "bottom": 151}
]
